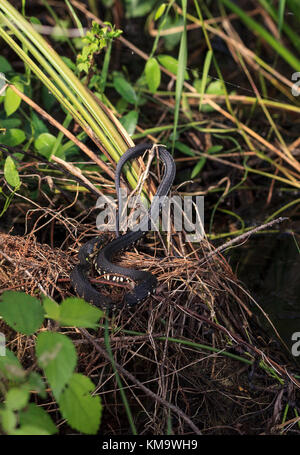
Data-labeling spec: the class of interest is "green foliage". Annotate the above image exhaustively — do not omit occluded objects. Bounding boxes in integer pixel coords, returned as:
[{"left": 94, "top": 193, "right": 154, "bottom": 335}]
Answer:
[
  {"left": 5, "top": 387, "right": 30, "bottom": 411},
  {"left": 0, "top": 291, "right": 44, "bottom": 334},
  {"left": 145, "top": 57, "right": 161, "bottom": 93},
  {"left": 124, "top": 0, "right": 157, "bottom": 18},
  {"left": 43, "top": 296, "right": 104, "bottom": 328},
  {"left": 191, "top": 144, "right": 224, "bottom": 179},
  {"left": 4, "top": 81, "right": 23, "bottom": 117},
  {"left": 34, "top": 132, "right": 62, "bottom": 159},
  {"left": 154, "top": 3, "right": 167, "bottom": 21},
  {"left": 4, "top": 156, "right": 20, "bottom": 188},
  {"left": 76, "top": 21, "right": 122, "bottom": 74},
  {"left": 0, "top": 292, "right": 104, "bottom": 435},
  {"left": 194, "top": 77, "right": 236, "bottom": 113},
  {"left": 220, "top": 0, "right": 300, "bottom": 71},
  {"left": 157, "top": 54, "right": 189, "bottom": 80},
  {"left": 0, "top": 55, "right": 13, "bottom": 72},
  {"left": 120, "top": 110, "right": 139, "bottom": 135},
  {"left": 0, "top": 128, "right": 25, "bottom": 146},
  {"left": 19, "top": 403, "right": 58, "bottom": 435},
  {"left": 113, "top": 72, "right": 138, "bottom": 104},
  {"left": 160, "top": 14, "right": 184, "bottom": 51},
  {"left": 59, "top": 373, "right": 102, "bottom": 434},
  {"left": 36, "top": 331, "right": 77, "bottom": 400}
]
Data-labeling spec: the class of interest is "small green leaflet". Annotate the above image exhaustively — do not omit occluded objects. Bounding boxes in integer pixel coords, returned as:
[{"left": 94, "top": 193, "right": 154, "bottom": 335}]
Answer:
[
  {"left": 36, "top": 332, "right": 77, "bottom": 400},
  {"left": 4, "top": 82, "right": 24, "bottom": 117},
  {"left": 145, "top": 58, "right": 161, "bottom": 93},
  {"left": 19, "top": 403, "right": 57, "bottom": 435},
  {"left": 0, "top": 409, "right": 17, "bottom": 434},
  {"left": 43, "top": 297, "right": 104, "bottom": 329},
  {"left": 0, "top": 56, "right": 13, "bottom": 72},
  {"left": 4, "top": 156, "right": 20, "bottom": 188},
  {"left": 157, "top": 55, "right": 189, "bottom": 80},
  {"left": 120, "top": 110, "right": 138, "bottom": 136},
  {"left": 5, "top": 387, "right": 30, "bottom": 411},
  {"left": 113, "top": 74, "right": 137, "bottom": 104},
  {"left": 34, "top": 133, "right": 58, "bottom": 159},
  {"left": 154, "top": 3, "right": 167, "bottom": 20},
  {"left": 59, "top": 373, "right": 102, "bottom": 434},
  {"left": 0, "top": 128, "right": 26, "bottom": 146},
  {"left": 0, "top": 348, "right": 25, "bottom": 382},
  {"left": 0, "top": 291, "right": 44, "bottom": 335}
]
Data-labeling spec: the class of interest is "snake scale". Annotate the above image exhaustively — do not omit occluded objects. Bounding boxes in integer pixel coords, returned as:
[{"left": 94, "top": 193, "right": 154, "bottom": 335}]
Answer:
[{"left": 70, "top": 143, "right": 176, "bottom": 311}]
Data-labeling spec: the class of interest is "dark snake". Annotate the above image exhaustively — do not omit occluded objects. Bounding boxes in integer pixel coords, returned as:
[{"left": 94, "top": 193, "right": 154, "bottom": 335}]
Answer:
[{"left": 70, "top": 143, "right": 176, "bottom": 311}]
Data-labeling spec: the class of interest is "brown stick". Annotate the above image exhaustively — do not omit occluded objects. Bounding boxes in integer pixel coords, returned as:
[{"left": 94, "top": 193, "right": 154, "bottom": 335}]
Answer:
[
  {"left": 200, "top": 217, "right": 288, "bottom": 265},
  {"left": 8, "top": 84, "right": 116, "bottom": 181},
  {"left": 79, "top": 327, "right": 202, "bottom": 434}
]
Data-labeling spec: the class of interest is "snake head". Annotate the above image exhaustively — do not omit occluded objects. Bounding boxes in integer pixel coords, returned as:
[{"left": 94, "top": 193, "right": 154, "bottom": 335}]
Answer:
[{"left": 78, "top": 235, "right": 109, "bottom": 265}]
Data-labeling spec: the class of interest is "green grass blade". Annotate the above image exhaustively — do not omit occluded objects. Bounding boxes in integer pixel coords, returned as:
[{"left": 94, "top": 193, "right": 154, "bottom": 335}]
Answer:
[
  {"left": 278, "top": 0, "right": 286, "bottom": 36},
  {"left": 172, "top": 0, "right": 187, "bottom": 151},
  {"left": 257, "top": 0, "right": 300, "bottom": 50},
  {"left": 199, "top": 49, "right": 213, "bottom": 110},
  {"left": 219, "top": 0, "right": 300, "bottom": 71},
  {"left": 104, "top": 319, "right": 137, "bottom": 435}
]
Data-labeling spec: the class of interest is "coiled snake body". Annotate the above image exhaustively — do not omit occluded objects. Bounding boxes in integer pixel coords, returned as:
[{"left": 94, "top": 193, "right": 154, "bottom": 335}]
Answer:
[{"left": 70, "top": 143, "right": 176, "bottom": 310}]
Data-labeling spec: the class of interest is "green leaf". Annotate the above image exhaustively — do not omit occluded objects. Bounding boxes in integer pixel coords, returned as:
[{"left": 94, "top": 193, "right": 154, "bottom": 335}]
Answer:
[
  {"left": 31, "top": 112, "right": 49, "bottom": 139},
  {"left": 199, "top": 50, "right": 213, "bottom": 110},
  {"left": 34, "top": 133, "right": 57, "bottom": 159},
  {"left": 191, "top": 157, "right": 206, "bottom": 179},
  {"left": 4, "top": 83, "right": 23, "bottom": 117},
  {"left": 0, "top": 56, "right": 13, "bottom": 73},
  {"left": 0, "top": 291, "right": 45, "bottom": 335},
  {"left": 43, "top": 297, "right": 61, "bottom": 321},
  {"left": 59, "top": 373, "right": 102, "bottom": 434},
  {"left": 155, "top": 3, "right": 167, "bottom": 20},
  {"left": 120, "top": 110, "right": 138, "bottom": 136},
  {"left": 19, "top": 403, "right": 58, "bottom": 435},
  {"left": 36, "top": 332, "right": 77, "bottom": 400},
  {"left": 0, "top": 118, "right": 22, "bottom": 128},
  {"left": 157, "top": 55, "right": 189, "bottom": 80},
  {"left": 175, "top": 141, "right": 195, "bottom": 156},
  {"left": 194, "top": 77, "right": 210, "bottom": 93},
  {"left": 0, "top": 128, "right": 26, "bottom": 146},
  {"left": 27, "top": 372, "right": 47, "bottom": 399},
  {"left": 11, "top": 425, "right": 51, "bottom": 435},
  {"left": 199, "top": 80, "right": 226, "bottom": 113},
  {"left": 0, "top": 408, "right": 17, "bottom": 433},
  {"left": 206, "top": 80, "right": 225, "bottom": 95},
  {"left": 4, "top": 156, "right": 20, "bottom": 188},
  {"left": 113, "top": 74, "right": 137, "bottom": 104},
  {"left": 0, "top": 348, "right": 25, "bottom": 382},
  {"left": 190, "top": 145, "right": 223, "bottom": 178},
  {"left": 162, "top": 16, "right": 184, "bottom": 51},
  {"left": 116, "top": 97, "right": 128, "bottom": 114},
  {"left": 145, "top": 58, "right": 161, "bottom": 93},
  {"left": 29, "top": 17, "right": 42, "bottom": 25},
  {"left": 41, "top": 86, "right": 56, "bottom": 111},
  {"left": 43, "top": 296, "right": 104, "bottom": 328},
  {"left": 125, "top": 0, "right": 157, "bottom": 18},
  {"left": 57, "top": 297, "right": 103, "bottom": 328},
  {"left": 207, "top": 145, "right": 223, "bottom": 153},
  {"left": 5, "top": 387, "right": 30, "bottom": 411},
  {"left": 61, "top": 56, "right": 77, "bottom": 72}
]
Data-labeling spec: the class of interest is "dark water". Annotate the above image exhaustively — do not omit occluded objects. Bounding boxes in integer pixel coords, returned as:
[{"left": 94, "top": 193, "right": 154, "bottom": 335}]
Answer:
[{"left": 228, "top": 233, "right": 300, "bottom": 350}]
